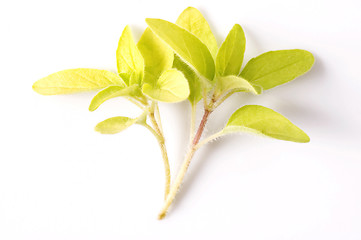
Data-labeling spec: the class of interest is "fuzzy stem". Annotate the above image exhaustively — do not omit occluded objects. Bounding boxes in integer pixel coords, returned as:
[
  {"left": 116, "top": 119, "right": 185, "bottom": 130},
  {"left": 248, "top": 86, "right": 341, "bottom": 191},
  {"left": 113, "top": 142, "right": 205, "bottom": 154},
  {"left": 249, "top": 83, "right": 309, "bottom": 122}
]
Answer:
[
  {"left": 154, "top": 103, "right": 164, "bottom": 135},
  {"left": 158, "top": 109, "right": 211, "bottom": 219},
  {"left": 194, "top": 131, "right": 224, "bottom": 150},
  {"left": 149, "top": 105, "right": 171, "bottom": 199},
  {"left": 189, "top": 103, "right": 197, "bottom": 142},
  {"left": 142, "top": 123, "right": 161, "bottom": 142},
  {"left": 212, "top": 90, "right": 236, "bottom": 110},
  {"left": 157, "top": 137, "right": 171, "bottom": 199}
]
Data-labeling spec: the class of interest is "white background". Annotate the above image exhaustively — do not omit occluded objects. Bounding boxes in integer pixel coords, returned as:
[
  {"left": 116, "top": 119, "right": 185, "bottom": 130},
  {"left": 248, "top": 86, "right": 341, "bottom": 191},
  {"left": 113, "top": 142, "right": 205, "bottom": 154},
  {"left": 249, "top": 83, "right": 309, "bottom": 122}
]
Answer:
[{"left": 1, "top": 0, "right": 361, "bottom": 239}]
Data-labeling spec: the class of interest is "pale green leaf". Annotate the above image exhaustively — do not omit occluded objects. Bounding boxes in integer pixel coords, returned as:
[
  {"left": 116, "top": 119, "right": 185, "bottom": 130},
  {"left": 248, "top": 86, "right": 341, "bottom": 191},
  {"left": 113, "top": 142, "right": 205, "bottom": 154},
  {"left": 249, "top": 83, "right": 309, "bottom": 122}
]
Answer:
[
  {"left": 240, "top": 49, "right": 314, "bottom": 90},
  {"left": 146, "top": 18, "right": 215, "bottom": 81},
  {"left": 216, "top": 24, "right": 246, "bottom": 76},
  {"left": 118, "top": 72, "right": 131, "bottom": 85},
  {"left": 33, "top": 68, "right": 125, "bottom": 95},
  {"left": 95, "top": 116, "right": 136, "bottom": 134},
  {"left": 128, "top": 72, "right": 141, "bottom": 86},
  {"left": 172, "top": 54, "right": 202, "bottom": 105},
  {"left": 176, "top": 7, "right": 218, "bottom": 58},
  {"left": 223, "top": 105, "right": 310, "bottom": 143},
  {"left": 137, "top": 28, "right": 174, "bottom": 85},
  {"left": 89, "top": 85, "right": 139, "bottom": 112},
  {"left": 142, "top": 69, "right": 190, "bottom": 103},
  {"left": 215, "top": 75, "right": 262, "bottom": 97},
  {"left": 116, "top": 25, "right": 144, "bottom": 86},
  {"left": 95, "top": 110, "right": 148, "bottom": 134}
]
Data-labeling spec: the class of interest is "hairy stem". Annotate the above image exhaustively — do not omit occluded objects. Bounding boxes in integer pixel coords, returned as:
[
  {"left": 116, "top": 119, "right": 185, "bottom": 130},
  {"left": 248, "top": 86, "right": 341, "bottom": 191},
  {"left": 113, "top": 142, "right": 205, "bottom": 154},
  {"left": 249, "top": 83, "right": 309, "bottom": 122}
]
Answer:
[
  {"left": 157, "top": 137, "right": 171, "bottom": 199},
  {"left": 189, "top": 104, "right": 197, "bottom": 142},
  {"left": 154, "top": 103, "right": 164, "bottom": 135},
  {"left": 212, "top": 90, "right": 236, "bottom": 110},
  {"left": 195, "top": 131, "right": 224, "bottom": 150},
  {"left": 149, "top": 106, "right": 171, "bottom": 199},
  {"left": 158, "top": 108, "right": 212, "bottom": 219}
]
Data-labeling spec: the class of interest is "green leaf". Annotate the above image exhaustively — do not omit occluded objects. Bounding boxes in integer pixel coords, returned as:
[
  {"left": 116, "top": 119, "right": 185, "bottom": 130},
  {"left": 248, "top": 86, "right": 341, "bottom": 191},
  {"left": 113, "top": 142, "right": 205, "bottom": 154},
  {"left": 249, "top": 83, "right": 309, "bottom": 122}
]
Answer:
[
  {"left": 216, "top": 24, "right": 246, "bottom": 76},
  {"left": 176, "top": 7, "right": 218, "bottom": 59},
  {"left": 172, "top": 54, "right": 202, "bottom": 105},
  {"left": 116, "top": 25, "right": 144, "bottom": 86},
  {"left": 223, "top": 105, "right": 310, "bottom": 143},
  {"left": 118, "top": 72, "right": 131, "bottom": 85},
  {"left": 137, "top": 28, "right": 174, "bottom": 85},
  {"left": 240, "top": 49, "right": 314, "bottom": 90},
  {"left": 89, "top": 85, "right": 139, "bottom": 112},
  {"left": 215, "top": 75, "right": 262, "bottom": 97},
  {"left": 95, "top": 111, "right": 148, "bottom": 134},
  {"left": 142, "top": 69, "right": 190, "bottom": 103},
  {"left": 128, "top": 72, "right": 141, "bottom": 86},
  {"left": 95, "top": 116, "right": 136, "bottom": 134},
  {"left": 146, "top": 18, "right": 215, "bottom": 81},
  {"left": 32, "top": 68, "right": 125, "bottom": 95}
]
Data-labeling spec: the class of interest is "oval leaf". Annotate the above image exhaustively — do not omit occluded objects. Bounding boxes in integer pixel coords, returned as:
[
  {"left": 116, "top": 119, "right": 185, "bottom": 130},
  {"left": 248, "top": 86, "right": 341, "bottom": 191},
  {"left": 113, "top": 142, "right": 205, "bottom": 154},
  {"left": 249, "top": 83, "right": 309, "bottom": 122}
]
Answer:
[
  {"left": 142, "top": 69, "right": 190, "bottom": 103},
  {"left": 216, "top": 24, "right": 246, "bottom": 76},
  {"left": 240, "top": 49, "right": 314, "bottom": 90},
  {"left": 215, "top": 75, "right": 262, "bottom": 97},
  {"left": 172, "top": 54, "right": 202, "bottom": 105},
  {"left": 116, "top": 26, "right": 144, "bottom": 86},
  {"left": 137, "top": 28, "right": 174, "bottom": 85},
  {"left": 95, "top": 116, "right": 136, "bottom": 134},
  {"left": 176, "top": 7, "right": 218, "bottom": 58},
  {"left": 146, "top": 18, "right": 215, "bottom": 81},
  {"left": 32, "top": 69, "right": 124, "bottom": 95},
  {"left": 89, "top": 85, "right": 139, "bottom": 112},
  {"left": 223, "top": 105, "right": 310, "bottom": 143}
]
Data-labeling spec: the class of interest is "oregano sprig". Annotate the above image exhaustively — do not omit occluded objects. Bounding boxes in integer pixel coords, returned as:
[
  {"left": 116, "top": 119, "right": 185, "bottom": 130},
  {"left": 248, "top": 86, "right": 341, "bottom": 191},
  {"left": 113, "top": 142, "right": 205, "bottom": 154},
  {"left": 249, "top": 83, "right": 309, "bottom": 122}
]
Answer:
[{"left": 32, "top": 6, "right": 314, "bottom": 219}]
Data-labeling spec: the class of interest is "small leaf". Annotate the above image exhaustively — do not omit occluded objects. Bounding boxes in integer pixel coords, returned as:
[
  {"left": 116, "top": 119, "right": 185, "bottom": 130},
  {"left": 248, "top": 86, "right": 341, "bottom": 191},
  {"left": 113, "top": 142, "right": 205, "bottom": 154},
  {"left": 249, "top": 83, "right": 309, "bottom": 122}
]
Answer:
[
  {"left": 89, "top": 85, "right": 139, "bottom": 112},
  {"left": 95, "top": 116, "right": 136, "bottom": 134},
  {"left": 216, "top": 24, "right": 246, "bottom": 76},
  {"left": 223, "top": 105, "right": 310, "bottom": 143},
  {"left": 240, "top": 49, "right": 314, "bottom": 90},
  {"left": 172, "top": 54, "right": 202, "bottom": 105},
  {"left": 116, "top": 26, "right": 144, "bottom": 86},
  {"left": 32, "top": 69, "right": 124, "bottom": 95},
  {"left": 137, "top": 28, "right": 174, "bottom": 85},
  {"left": 142, "top": 69, "right": 190, "bottom": 103},
  {"left": 176, "top": 7, "right": 218, "bottom": 58},
  {"left": 146, "top": 18, "right": 215, "bottom": 81},
  {"left": 215, "top": 75, "right": 262, "bottom": 97}
]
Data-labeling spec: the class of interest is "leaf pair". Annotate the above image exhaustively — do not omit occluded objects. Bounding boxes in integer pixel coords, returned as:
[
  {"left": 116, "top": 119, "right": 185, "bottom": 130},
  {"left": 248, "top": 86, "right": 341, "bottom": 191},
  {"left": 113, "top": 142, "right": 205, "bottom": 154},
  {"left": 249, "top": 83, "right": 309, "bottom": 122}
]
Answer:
[
  {"left": 146, "top": 7, "right": 314, "bottom": 105},
  {"left": 213, "top": 24, "right": 261, "bottom": 97},
  {"left": 90, "top": 26, "right": 190, "bottom": 111},
  {"left": 33, "top": 26, "right": 191, "bottom": 106},
  {"left": 146, "top": 9, "right": 255, "bottom": 103},
  {"left": 92, "top": 25, "right": 190, "bottom": 107},
  {"left": 146, "top": 8, "right": 215, "bottom": 106},
  {"left": 137, "top": 28, "right": 189, "bottom": 102}
]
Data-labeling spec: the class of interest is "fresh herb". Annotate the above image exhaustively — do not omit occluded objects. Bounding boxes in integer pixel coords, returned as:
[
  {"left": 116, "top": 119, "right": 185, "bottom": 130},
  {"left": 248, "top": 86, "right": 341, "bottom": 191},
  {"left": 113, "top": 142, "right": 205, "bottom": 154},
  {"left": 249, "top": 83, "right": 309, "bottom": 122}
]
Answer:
[{"left": 33, "top": 7, "right": 314, "bottom": 219}]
